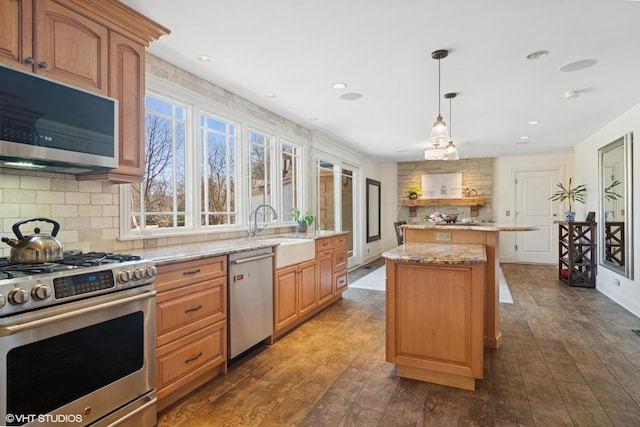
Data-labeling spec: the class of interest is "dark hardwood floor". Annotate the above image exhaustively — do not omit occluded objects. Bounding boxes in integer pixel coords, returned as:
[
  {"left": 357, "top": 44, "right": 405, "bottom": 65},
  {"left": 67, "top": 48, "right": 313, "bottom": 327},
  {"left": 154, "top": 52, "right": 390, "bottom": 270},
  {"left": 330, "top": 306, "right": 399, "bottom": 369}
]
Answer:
[{"left": 157, "top": 262, "right": 640, "bottom": 426}]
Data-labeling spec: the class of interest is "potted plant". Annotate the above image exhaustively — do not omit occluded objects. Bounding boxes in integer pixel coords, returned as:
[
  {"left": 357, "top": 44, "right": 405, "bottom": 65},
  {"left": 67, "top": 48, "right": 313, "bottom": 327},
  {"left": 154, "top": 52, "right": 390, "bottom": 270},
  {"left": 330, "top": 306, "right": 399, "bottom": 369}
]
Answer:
[
  {"left": 548, "top": 177, "right": 587, "bottom": 221},
  {"left": 290, "top": 208, "right": 314, "bottom": 232},
  {"left": 406, "top": 186, "right": 421, "bottom": 200}
]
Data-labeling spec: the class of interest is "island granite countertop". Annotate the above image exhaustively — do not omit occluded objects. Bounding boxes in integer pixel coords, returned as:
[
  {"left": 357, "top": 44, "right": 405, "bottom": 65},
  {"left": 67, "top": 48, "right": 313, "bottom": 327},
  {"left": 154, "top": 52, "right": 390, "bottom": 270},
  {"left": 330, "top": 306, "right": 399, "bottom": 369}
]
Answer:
[
  {"left": 401, "top": 223, "right": 537, "bottom": 232},
  {"left": 383, "top": 242, "right": 487, "bottom": 265},
  {"left": 132, "top": 231, "right": 348, "bottom": 265}
]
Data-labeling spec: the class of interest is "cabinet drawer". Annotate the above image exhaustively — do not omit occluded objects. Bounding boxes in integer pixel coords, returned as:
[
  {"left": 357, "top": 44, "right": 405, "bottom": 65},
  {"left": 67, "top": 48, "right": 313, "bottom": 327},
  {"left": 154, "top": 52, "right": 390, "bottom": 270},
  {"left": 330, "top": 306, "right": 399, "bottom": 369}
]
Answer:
[
  {"left": 334, "top": 249, "right": 348, "bottom": 271},
  {"left": 157, "top": 256, "right": 226, "bottom": 293},
  {"left": 315, "top": 237, "right": 333, "bottom": 252},
  {"left": 156, "top": 277, "right": 226, "bottom": 346},
  {"left": 332, "top": 235, "right": 348, "bottom": 248},
  {"left": 156, "top": 321, "right": 226, "bottom": 389},
  {"left": 335, "top": 270, "right": 348, "bottom": 292}
]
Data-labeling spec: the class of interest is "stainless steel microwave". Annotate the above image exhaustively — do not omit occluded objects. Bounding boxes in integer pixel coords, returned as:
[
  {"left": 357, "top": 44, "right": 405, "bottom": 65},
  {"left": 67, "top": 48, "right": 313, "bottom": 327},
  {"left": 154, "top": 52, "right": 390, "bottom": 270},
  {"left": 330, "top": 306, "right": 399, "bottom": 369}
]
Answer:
[{"left": 0, "top": 64, "right": 118, "bottom": 174}]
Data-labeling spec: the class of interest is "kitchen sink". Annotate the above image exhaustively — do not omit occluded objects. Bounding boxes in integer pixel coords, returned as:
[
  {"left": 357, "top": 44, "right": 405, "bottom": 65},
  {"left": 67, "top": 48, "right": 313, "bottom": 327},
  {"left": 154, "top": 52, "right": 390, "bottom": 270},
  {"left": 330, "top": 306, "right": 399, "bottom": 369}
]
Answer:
[{"left": 261, "top": 238, "right": 315, "bottom": 269}]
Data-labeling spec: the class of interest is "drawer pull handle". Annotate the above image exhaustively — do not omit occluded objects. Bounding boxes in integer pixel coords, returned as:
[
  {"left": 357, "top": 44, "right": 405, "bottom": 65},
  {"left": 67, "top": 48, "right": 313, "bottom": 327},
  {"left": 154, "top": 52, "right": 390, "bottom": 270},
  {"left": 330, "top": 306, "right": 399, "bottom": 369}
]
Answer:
[
  {"left": 184, "top": 305, "right": 203, "bottom": 313},
  {"left": 183, "top": 268, "right": 201, "bottom": 276},
  {"left": 322, "top": 251, "right": 331, "bottom": 256},
  {"left": 184, "top": 352, "right": 203, "bottom": 364}
]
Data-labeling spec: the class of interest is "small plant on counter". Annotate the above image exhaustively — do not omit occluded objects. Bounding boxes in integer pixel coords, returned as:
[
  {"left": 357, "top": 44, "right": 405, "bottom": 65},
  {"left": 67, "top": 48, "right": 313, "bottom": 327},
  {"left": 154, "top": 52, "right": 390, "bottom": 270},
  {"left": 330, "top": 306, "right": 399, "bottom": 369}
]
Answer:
[
  {"left": 406, "top": 186, "right": 421, "bottom": 199},
  {"left": 290, "top": 208, "right": 314, "bottom": 232}
]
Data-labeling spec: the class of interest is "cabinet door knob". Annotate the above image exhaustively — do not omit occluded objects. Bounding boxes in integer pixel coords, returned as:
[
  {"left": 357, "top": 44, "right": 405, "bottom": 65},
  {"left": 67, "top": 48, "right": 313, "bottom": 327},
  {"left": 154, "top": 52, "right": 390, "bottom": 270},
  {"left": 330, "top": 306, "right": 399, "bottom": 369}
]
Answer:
[
  {"left": 24, "top": 57, "right": 34, "bottom": 64},
  {"left": 38, "top": 61, "right": 48, "bottom": 69}
]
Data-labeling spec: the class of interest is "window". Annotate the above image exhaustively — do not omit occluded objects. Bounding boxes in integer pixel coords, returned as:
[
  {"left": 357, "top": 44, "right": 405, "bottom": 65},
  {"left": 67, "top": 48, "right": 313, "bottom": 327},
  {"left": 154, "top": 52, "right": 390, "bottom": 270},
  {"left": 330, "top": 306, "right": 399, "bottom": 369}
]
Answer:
[
  {"left": 280, "top": 141, "right": 300, "bottom": 221},
  {"left": 248, "top": 129, "right": 273, "bottom": 211},
  {"left": 130, "top": 95, "right": 187, "bottom": 230},
  {"left": 122, "top": 86, "right": 304, "bottom": 238},
  {"left": 200, "top": 113, "right": 237, "bottom": 226}
]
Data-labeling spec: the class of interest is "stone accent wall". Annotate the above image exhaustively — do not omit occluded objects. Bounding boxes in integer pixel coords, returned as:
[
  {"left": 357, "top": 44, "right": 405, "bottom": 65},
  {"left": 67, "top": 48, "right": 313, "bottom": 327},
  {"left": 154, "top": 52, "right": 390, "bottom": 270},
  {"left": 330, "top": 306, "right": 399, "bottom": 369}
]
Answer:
[{"left": 397, "top": 158, "right": 494, "bottom": 224}]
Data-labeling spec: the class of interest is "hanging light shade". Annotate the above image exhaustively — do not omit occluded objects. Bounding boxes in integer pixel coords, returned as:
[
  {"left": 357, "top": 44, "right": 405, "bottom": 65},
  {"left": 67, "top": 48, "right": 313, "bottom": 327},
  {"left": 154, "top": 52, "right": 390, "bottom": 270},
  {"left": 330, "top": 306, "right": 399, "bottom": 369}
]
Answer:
[
  {"left": 442, "top": 92, "right": 459, "bottom": 160},
  {"left": 429, "top": 49, "right": 449, "bottom": 145},
  {"left": 425, "top": 49, "right": 454, "bottom": 160}
]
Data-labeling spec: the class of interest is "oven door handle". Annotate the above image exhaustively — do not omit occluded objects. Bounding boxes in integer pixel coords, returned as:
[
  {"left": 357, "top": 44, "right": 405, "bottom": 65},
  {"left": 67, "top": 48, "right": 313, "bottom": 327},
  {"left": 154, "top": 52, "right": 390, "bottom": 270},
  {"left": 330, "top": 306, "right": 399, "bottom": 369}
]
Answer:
[{"left": 0, "top": 289, "right": 155, "bottom": 337}]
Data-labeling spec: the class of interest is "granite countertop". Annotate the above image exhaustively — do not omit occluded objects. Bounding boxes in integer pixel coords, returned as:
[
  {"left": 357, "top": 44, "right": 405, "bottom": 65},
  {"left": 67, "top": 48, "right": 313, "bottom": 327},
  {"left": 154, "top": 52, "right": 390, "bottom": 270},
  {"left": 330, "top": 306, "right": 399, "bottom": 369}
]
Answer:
[
  {"left": 401, "top": 223, "right": 538, "bottom": 232},
  {"left": 134, "top": 230, "right": 348, "bottom": 265},
  {"left": 383, "top": 242, "right": 487, "bottom": 264}
]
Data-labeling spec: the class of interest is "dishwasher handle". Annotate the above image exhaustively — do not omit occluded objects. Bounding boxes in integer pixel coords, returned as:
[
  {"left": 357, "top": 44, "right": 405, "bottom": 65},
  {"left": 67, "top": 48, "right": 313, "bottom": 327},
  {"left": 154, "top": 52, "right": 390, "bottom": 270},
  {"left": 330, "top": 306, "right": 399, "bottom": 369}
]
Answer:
[{"left": 229, "top": 252, "right": 275, "bottom": 265}]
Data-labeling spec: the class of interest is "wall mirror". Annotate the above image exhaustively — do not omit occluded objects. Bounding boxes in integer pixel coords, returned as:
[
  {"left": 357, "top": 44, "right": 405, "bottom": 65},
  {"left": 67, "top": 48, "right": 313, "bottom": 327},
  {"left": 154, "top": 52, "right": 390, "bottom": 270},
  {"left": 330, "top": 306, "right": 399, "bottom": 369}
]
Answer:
[
  {"left": 598, "top": 132, "right": 633, "bottom": 279},
  {"left": 366, "top": 178, "right": 381, "bottom": 243}
]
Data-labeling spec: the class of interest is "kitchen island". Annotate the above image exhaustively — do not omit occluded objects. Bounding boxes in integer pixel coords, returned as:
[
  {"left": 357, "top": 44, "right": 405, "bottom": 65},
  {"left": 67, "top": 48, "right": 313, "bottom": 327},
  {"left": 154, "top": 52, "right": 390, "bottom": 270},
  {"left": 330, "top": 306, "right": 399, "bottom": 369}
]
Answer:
[
  {"left": 383, "top": 242, "right": 486, "bottom": 391},
  {"left": 401, "top": 223, "right": 536, "bottom": 349}
]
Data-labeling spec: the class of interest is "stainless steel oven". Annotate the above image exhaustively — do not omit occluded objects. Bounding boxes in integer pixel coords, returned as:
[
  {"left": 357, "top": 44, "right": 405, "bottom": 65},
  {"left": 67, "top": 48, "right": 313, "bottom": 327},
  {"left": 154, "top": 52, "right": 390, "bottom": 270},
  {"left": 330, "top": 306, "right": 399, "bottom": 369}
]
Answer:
[{"left": 0, "top": 253, "right": 157, "bottom": 427}]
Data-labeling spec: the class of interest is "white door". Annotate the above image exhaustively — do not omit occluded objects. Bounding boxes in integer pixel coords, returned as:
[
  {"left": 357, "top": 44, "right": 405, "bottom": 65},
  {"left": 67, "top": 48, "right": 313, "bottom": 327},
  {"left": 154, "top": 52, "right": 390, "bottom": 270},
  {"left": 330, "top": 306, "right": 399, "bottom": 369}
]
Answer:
[{"left": 515, "top": 169, "right": 561, "bottom": 264}]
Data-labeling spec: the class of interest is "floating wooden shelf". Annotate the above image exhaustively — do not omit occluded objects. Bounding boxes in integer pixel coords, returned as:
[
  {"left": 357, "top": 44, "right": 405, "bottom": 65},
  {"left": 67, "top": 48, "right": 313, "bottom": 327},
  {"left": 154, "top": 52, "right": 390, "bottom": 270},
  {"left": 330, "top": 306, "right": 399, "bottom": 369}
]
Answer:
[{"left": 401, "top": 198, "right": 485, "bottom": 217}]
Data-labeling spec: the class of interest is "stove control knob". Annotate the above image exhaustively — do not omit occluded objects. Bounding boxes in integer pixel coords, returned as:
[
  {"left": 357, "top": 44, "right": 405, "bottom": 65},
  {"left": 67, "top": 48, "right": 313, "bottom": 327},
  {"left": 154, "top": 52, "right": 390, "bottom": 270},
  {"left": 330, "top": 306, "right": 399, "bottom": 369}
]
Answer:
[
  {"left": 118, "top": 270, "right": 131, "bottom": 284},
  {"left": 132, "top": 268, "right": 144, "bottom": 281},
  {"left": 8, "top": 288, "right": 30, "bottom": 305},
  {"left": 145, "top": 266, "right": 157, "bottom": 279},
  {"left": 0, "top": 294, "right": 5, "bottom": 308},
  {"left": 31, "top": 284, "right": 52, "bottom": 301}
]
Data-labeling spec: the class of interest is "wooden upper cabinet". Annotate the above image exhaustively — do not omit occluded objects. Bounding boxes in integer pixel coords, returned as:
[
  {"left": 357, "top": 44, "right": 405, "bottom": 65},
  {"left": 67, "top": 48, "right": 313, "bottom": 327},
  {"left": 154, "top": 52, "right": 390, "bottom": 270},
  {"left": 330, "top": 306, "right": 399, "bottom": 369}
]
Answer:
[
  {"left": 0, "top": 0, "right": 170, "bottom": 183},
  {"left": 34, "top": 0, "right": 109, "bottom": 94},
  {"left": 107, "top": 31, "right": 146, "bottom": 180},
  {"left": 0, "top": 0, "right": 32, "bottom": 71}
]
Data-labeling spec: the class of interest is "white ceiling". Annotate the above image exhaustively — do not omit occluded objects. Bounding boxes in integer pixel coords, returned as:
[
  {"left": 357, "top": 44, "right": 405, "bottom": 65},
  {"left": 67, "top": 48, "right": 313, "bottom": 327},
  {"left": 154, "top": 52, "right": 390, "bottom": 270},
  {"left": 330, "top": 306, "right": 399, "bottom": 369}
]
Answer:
[{"left": 121, "top": 0, "right": 640, "bottom": 162}]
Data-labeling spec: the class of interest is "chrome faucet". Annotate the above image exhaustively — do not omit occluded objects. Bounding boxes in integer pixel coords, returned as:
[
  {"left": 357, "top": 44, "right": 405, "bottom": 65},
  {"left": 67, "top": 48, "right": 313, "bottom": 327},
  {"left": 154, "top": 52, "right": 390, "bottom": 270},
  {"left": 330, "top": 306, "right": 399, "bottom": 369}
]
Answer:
[{"left": 248, "top": 204, "right": 278, "bottom": 238}]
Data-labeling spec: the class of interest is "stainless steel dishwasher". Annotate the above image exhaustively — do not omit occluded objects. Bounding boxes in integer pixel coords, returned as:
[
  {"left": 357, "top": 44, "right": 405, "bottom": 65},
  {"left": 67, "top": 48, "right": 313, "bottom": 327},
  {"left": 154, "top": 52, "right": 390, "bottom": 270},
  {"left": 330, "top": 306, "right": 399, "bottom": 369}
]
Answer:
[{"left": 228, "top": 247, "right": 275, "bottom": 359}]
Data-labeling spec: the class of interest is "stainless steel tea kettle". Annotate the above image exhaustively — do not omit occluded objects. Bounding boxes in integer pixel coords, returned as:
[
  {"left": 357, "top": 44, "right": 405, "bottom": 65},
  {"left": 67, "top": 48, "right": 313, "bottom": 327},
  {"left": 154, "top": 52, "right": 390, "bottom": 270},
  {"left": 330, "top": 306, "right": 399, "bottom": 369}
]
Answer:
[{"left": 1, "top": 217, "right": 64, "bottom": 263}]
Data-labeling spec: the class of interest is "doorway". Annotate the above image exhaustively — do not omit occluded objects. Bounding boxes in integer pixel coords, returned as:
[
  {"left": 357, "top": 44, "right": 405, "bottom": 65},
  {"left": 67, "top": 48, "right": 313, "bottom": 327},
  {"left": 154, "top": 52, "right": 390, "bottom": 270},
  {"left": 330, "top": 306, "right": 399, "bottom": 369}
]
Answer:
[{"left": 514, "top": 168, "right": 562, "bottom": 264}]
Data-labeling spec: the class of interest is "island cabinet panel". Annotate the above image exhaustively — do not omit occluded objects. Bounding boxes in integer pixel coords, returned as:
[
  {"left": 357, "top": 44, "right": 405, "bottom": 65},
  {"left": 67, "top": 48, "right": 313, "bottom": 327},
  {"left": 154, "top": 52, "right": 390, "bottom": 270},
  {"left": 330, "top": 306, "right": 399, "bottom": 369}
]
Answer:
[
  {"left": 155, "top": 256, "right": 228, "bottom": 411},
  {"left": 404, "top": 227, "right": 500, "bottom": 349},
  {"left": 386, "top": 259, "right": 485, "bottom": 391}
]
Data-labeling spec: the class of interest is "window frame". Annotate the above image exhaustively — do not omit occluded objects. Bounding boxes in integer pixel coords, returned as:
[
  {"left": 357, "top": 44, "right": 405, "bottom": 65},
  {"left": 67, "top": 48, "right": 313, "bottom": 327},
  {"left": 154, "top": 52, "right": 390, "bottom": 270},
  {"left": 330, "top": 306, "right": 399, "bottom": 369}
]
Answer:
[{"left": 119, "top": 79, "right": 307, "bottom": 239}]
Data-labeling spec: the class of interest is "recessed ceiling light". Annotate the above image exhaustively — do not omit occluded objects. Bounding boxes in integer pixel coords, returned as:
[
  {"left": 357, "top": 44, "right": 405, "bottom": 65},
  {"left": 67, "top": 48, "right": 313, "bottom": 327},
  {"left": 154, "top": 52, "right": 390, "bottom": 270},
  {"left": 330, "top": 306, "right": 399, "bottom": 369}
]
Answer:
[
  {"left": 332, "top": 82, "right": 348, "bottom": 89},
  {"left": 339, "top": 93, "right": 362, "bottom": 101},
  {"left": 565, "top": 90, "right": 581, "bottom": 99},
  {"left": 528, "top": 120, "right": 540, "bottom": 125},
  {"left": 520, "top": 136, "right": 529, "bottom": 140},
  {"left": 560, "top": 59, "right": 597, "bottom": 72},
  {"left": 526, "top": 50, "right": 549, "bottom": 60},
  {"left": 197, "top": 55, "right": 213, "bottom": 62},
  {"left": 265, "top": 93, "right": 277, "bottom": 98}
]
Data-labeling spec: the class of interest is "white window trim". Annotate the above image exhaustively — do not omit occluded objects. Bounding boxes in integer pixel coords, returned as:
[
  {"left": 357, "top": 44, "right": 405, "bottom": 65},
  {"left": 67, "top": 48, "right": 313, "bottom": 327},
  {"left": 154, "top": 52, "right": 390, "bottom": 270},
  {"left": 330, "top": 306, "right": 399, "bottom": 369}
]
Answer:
[{"left": 119, "top": 76, "right": 309, "bottom": 240}]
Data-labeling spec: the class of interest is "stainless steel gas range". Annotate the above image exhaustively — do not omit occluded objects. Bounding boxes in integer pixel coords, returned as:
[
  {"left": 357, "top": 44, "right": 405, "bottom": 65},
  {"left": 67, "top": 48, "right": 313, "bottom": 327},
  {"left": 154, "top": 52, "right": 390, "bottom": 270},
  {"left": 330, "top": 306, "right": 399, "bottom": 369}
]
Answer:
[{"left": 0, "top": 252, "right": 157, "bottom": 427}]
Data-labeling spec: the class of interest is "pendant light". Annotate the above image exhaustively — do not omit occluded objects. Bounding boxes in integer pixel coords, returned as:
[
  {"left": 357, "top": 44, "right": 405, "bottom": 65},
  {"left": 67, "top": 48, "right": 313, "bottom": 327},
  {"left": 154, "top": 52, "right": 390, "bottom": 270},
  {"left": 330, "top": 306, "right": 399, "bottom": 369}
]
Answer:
[
  {"left": 429, "top": 49, "right": 450, "bottom": 145},
  {"left": 442, "top": 92, "right": 460, "bottom": 161}
]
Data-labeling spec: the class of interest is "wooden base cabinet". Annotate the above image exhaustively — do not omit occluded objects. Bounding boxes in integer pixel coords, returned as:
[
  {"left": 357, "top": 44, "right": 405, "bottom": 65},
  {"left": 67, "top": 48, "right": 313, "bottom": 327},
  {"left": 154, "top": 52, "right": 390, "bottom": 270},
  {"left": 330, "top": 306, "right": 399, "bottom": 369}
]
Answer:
[
  {"left": 156, "top": 256, "right": 227, "bottom": 411},
  {"left": 273, "top": 234, "right": 349, "bottom": 340},
  {"left": 274, "top": 260, "right": 317, "bottom": 333},
  {"left": 385, "top": 259, "right": 485, "bottom": 391}
]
